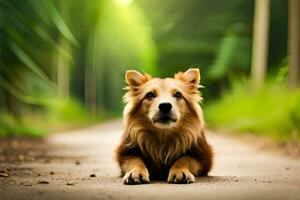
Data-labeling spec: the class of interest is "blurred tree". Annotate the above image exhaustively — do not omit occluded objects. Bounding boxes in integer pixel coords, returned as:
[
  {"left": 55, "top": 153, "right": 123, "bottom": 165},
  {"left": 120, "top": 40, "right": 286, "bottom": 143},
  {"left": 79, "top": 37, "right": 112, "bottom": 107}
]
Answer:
[
  {"left": 62, "top": 0, "right": 156, "bottom": 114},
  {"left": 59, "top": 0, "right": 101, "bottom": 113},
  {"left": 208, "top": 24, "right": 252, "bottom": 80},
  {"left": 136, "top": 0, "right": 254, "bottom": 99},
  {"left": 56, "top": 1, "right": 73, "bottom": 98},
  {"left": 57, "top": 38, "right": 70, "bottom": 98},
  {"left": 251, "top": 0, "right": 270, "bottom": 90},
  {"left": 0, "top": 0, "right": 75, "bottom": 117},
  {"left": 288, "top": 0, "right": 300, "bottom": 89}
]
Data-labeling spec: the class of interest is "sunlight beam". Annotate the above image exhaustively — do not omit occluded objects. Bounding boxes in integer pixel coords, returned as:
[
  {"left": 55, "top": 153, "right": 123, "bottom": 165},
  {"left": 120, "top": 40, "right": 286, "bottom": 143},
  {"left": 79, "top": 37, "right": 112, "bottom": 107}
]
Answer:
[{"left": 115, "top": 0, "right": 133, "bottom": 7}]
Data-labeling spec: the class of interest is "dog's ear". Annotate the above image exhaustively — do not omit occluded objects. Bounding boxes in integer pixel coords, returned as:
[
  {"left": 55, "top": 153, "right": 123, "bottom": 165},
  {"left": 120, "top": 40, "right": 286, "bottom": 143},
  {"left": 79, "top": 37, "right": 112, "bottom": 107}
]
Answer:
[
  {"left": 125, "top": 70, "right": 150, "bottom": 86},
  {"left": 183, "top": 68, "right": 200, "bottom": 84},
  {"left": 175, "top": 68, "right": 201, "bottom": 85}
]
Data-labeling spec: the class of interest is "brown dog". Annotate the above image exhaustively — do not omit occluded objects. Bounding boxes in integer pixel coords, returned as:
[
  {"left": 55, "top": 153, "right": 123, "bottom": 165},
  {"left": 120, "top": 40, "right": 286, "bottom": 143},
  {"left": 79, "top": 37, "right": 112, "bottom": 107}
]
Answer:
[{"left": 116, "top": 68, "right": 213, "bottom": 184}]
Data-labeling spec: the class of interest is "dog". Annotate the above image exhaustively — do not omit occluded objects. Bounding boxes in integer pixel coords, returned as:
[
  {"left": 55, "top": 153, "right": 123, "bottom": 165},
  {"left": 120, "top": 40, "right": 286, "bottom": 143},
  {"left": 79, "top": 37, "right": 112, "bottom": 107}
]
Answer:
[{"left": 116, "top": 68, "right": 213, "bottom": 184}]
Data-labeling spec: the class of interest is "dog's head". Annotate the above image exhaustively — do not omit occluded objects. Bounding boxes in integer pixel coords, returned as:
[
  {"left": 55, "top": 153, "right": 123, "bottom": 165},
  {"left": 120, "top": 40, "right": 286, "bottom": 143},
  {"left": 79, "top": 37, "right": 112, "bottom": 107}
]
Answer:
[{"left": 124, "top": 68, "right": 203, "bottom": 130}]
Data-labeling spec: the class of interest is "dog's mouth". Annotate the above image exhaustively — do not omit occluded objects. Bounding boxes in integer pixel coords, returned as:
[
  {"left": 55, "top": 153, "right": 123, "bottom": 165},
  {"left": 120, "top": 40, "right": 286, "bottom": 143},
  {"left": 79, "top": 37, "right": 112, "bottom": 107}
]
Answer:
[{"left": 153, "top": 115, "right": 177, "bottom": 124}]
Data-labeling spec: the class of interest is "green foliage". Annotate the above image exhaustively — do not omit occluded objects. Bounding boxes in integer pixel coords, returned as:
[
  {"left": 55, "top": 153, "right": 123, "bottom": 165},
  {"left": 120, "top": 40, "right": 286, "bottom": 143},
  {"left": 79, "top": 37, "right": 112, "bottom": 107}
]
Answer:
[
  {"left": 0, "top": 0, "right": 75, "bottom": 110},
  {"left": 137, "top": 0, "right": 254, "bottom": 78},
  {"left": 0, "top": 0, "right": 75, "bottom": 82},
  {"left": 0, "top": 114, "right": 44, "bottom": 137},
  {"left": 205, "top": 80, "right": 300, "bottom": 142},
  {"left": 43, "top": 98, "right": 90, "bottom": 123},
  {"left": 0, "top": 98, "right": 99, "bottom": 137},
  {"left": 208, "top": 24, "right": 252, "bottom": 80},
  {"left": 0, "top": 0, "right": 158, "bottom": 137}
]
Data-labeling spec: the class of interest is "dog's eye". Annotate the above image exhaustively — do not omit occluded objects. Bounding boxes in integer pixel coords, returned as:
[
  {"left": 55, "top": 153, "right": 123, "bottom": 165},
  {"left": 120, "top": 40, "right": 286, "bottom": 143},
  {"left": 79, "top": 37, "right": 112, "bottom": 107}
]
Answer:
[
  {"left": 174, "top": 91, "right": 183, "bottom": 99},
  {"left": 145, "top": 92, "right": 155, "bottom": 100}
]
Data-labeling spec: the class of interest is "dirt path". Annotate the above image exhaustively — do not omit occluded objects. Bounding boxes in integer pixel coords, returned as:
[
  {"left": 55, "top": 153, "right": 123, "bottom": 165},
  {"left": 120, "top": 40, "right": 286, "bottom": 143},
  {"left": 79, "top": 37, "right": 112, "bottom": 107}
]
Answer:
[{"left": 1, "top": 120, "right": 300, "bottom": 200}]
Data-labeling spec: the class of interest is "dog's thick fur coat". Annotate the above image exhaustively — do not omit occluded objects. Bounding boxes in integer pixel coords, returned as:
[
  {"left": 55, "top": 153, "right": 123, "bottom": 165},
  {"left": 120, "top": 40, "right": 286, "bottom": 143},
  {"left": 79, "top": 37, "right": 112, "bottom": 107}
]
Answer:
[{"left": 116, "top": 68, "right": 213, "bottom": 184}]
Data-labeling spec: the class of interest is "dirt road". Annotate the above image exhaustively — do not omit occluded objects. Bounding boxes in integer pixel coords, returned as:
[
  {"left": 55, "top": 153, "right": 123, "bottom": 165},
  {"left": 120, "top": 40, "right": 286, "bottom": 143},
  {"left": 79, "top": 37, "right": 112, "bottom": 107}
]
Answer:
[{"left": 0, "top": 120, "right": 300, "bottom": 200}]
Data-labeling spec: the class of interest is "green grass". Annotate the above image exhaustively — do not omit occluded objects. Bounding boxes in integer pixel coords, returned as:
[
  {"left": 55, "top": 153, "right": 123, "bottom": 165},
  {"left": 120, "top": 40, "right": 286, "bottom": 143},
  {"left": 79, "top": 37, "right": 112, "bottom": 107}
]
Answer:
[
  {"left": 0, "top": 98, "right": 120, "bottom": 138},
  {"left": 205, "top": 80, "right": 300, "bottom": 142},
  {"left": 0, "top": 114, "right": 45, "bottom": 137}
]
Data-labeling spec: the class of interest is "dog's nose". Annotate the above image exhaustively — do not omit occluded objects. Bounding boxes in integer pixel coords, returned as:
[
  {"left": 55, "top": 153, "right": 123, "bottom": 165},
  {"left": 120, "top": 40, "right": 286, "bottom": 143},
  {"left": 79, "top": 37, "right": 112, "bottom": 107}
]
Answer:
[{"left": 158, "top": 102, "right": 172, "bottom": 114}]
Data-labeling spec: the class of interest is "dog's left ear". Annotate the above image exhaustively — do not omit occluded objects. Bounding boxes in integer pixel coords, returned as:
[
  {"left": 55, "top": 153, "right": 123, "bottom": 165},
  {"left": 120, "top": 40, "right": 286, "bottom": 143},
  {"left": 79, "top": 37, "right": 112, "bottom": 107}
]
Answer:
[
  {"left": 175, "top": 68, "right": 201, "bottom": 85},
  {"left": 183, "top": 68, "right": 200, "bottom": 84}
]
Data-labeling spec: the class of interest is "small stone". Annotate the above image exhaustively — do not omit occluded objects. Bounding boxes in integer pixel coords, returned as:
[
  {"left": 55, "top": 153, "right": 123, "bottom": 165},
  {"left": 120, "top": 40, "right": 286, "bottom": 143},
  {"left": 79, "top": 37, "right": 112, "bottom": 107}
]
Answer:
[
  {"left": 286, "top": 167, "right": 290, "bottom": 170},
  {"left": 50, "top": 172, "right": 54, "bottom": 175},
  {"left": 38, "top": 180, "right": 49, "bottom": 184},
  {"left": 90, "top": 174, "right": 96, "bottom": 178},
  {"left": 75, "top": 161, "right": 80, "bottom": 165},
  {"left": 66, "top": 182, "right": 75, "bottom": 186}
]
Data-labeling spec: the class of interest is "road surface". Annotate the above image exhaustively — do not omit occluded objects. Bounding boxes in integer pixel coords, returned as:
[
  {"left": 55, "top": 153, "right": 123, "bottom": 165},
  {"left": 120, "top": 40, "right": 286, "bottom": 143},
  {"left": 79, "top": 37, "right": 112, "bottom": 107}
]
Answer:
[{"left": 0, "top": 120, "right": 300, "bottom": 200}]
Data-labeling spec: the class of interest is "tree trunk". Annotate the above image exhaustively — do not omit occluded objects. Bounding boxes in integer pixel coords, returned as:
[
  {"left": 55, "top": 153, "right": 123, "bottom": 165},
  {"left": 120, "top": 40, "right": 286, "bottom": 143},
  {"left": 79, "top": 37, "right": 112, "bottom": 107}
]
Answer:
[
  {"left": 288, "top": 0, "right": 300, "bottom": 89},
  {"left": 84, "top": 31, "right": 97, "bottom": 115},
  {"left": 56, "top": 1, "right": 70, "bottom": 99},
  {"left": 57, "top": 38, "right": 70, "bottom": 99},
  {"left": 251, "top": 0, "right": 270, "bottom": 90}
]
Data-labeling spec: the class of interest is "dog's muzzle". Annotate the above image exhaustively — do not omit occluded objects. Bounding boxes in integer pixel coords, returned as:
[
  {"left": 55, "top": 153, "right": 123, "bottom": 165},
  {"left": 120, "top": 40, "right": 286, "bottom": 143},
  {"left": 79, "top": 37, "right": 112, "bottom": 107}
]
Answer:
[
  {"left": 153, "top": 114, "right": 177, "bottom": 124},
  {"left": 152, "top": 102, "right": 177, "bottom": 125}
]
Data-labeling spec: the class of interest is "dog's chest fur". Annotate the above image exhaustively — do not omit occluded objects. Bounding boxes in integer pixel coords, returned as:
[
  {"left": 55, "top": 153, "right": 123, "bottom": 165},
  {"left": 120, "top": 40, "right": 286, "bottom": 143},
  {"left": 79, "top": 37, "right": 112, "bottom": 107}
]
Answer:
[{"left": 136, "top": 131, "right": 194, "bottom": 164}]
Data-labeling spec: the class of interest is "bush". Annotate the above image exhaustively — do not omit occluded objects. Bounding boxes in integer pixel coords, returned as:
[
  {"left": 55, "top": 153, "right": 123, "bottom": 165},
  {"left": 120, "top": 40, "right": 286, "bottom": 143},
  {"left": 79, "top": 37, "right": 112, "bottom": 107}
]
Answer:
[
  {"left": 0, "top": 114, "right": 44, "bottom": 137},
  {"left": 205, "top": 80, "right": 300, "bottom": 142},
  {"left": 0, "top": 98, "right": 102, "bottom": 137}
]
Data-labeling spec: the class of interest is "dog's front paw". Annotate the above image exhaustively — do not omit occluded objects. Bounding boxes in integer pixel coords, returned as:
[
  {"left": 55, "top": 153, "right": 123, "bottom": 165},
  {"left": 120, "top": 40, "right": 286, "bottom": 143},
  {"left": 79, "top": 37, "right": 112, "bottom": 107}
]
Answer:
[
  {"left": 123, "top": 168, "right": 150, "bottom": 185},
  {"left": 167, "top": 168, "right": 195, "bottom": 184}
]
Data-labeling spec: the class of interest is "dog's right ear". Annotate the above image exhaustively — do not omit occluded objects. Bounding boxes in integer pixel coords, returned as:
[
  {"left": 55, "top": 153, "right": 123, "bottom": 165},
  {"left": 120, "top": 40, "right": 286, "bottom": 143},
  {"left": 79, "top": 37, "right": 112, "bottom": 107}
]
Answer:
[{"left": 125, "top": 70, "right": 150, "bottom": 86}]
